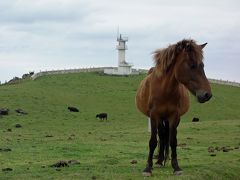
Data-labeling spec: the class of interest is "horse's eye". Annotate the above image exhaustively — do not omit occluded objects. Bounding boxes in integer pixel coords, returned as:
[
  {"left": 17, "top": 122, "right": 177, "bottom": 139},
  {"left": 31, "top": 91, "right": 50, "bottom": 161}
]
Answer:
[{"left": 189, "top": 63, "right": 196, "bottom": 69}]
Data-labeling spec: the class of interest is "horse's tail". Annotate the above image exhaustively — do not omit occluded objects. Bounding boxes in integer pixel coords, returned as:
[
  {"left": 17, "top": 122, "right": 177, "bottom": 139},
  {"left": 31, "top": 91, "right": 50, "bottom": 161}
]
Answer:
[{"left": 163, "top": 120, "right": 169, "bottom": 165}]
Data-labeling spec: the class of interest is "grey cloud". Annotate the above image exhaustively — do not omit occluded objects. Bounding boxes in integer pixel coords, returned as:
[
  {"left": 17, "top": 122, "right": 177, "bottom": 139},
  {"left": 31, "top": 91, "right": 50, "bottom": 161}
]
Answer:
[{"left": 0, "top": 1, "right": 91, "bottom": 24}]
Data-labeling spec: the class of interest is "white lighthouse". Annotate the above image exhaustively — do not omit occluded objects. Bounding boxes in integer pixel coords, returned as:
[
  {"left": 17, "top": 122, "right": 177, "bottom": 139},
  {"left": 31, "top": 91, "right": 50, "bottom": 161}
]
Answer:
[{"left": 104, "top": 33, "right": 134, "bottom": 75}]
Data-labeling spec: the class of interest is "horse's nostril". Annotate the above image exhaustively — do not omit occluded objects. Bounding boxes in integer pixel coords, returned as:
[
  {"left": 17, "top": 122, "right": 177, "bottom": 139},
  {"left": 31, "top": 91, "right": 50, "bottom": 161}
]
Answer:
[{"left": 204, "top": 92, "right": 212, "bottom": 100}]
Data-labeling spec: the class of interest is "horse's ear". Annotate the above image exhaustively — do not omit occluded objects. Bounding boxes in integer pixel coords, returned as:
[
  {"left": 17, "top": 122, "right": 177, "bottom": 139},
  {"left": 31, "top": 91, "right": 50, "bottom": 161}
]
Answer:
[{"left": 200, "top": 43, "right": 207, "bottom": 49}]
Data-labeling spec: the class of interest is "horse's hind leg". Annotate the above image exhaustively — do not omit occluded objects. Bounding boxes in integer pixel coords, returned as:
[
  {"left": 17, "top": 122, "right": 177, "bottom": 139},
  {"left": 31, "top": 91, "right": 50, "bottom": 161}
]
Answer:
[
  {"left": 155, "top": 120, "right": 165, "bottom": 167},
  {"left": 142, "top": 117, "right": 158, "bottom": 177},
  {"left": 169, "top": 118, "right": 183, "bottom": 175}
]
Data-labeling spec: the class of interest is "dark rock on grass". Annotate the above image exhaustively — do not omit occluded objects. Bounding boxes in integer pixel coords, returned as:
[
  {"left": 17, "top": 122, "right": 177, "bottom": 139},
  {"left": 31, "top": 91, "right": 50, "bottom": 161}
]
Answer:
[
  {"left": 15, "top": 124, "right": 22, "bottom": 128},
  {"left": 68, "top": 106, "right": 79, "bottom": 112},
  {"left": 50, "top": 160, "right": 69, "bottom": 168},
  {"left": 15, "top": 108, "right": 28, "bottom": 115},
  {"left": 234, "top": 146, "right": 239, "bottom": 149},
  {"left": 7, "top": 129, "right": 12, "bottom": 132},
  {"left": 208, "top": 147, "right": 215, "bottom": 153},
  {"left": 222, "top": 147, "right": 233, "bottom": 152},
  {"left": 130, "top": 160, "right": 138, "bottom": 164},
  {"left": 0, "top": 148, "right": 12, "bottom": 152},
  {"left": 210, "top": 154, "right": 216, "bottom": 157},
  {"left": 45, "top": 135, "right": 53, "bottom": 138},
  {"left": 92, "top": 176, "right": 97, "bottom": 180},
  {"left": 178, "top": 143, "right": 187, "bottom": 147},
  {"left": 0, "top": 108, "right": 9, "bottom": 115},
  {"left": 192, "top": 117, "right": 199, "bottom": 122},
  {"left": 50, "top": 160, "right": 80, "bottom": 168},
  {"left": 223, "top": 149, "right": 229, "bottom": 152},
  {"left": 2, "top": 168, "right": 13, "bottom": 172}
]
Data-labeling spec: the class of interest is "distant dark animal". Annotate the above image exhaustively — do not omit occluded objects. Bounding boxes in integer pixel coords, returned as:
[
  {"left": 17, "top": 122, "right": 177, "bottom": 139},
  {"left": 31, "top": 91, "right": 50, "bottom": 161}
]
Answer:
[
  {"left": 135, "top": 39, "right": 212, "bottom": 176},
  {"left": 192, "top": 117, "right": 200, "bottom": 122},
  {"left": 0, "top": 108, "right": 9, "bottom": 115},
  {"left": 96, "top": 113, "right": 107, "bottom": 120},
  {"left": 68, "top": 106, "right": 79, "bottom": 112}
]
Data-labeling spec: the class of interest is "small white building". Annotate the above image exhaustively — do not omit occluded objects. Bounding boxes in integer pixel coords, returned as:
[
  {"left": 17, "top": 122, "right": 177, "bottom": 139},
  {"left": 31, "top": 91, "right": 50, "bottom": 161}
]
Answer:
[{"left": 104, "top": 34, "right": 135, "bottom": 75}]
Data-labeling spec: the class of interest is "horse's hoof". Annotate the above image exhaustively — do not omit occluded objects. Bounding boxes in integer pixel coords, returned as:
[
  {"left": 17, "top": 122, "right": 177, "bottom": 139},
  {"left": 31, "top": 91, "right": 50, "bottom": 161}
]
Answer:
[
  {"left": 173, "top": 170, "right": 183, "bottom": 175},
  {"left": 142, "top": 171, "right": 152, "bottom": 177},
  {"left": 155, "top": 163, "right": 163, "bottom": 168},
  {"left": 142, "top": 167, "right": 152, "bottom": 177}
]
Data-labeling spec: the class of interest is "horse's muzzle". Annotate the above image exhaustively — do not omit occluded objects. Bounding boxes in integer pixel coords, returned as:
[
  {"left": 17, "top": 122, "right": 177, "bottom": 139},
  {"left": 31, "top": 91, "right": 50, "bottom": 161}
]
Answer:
[{"left": 196, "top": 90, "right": 212, "bottom": 103}]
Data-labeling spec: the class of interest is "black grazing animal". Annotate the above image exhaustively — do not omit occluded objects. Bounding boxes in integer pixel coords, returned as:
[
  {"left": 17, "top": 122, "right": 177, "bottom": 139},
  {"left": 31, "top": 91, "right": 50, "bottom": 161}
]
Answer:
[
  {"left": 96, "top": 113, "right": 108, "bottom": 120},
  {"left": 192, "top": 117, "right": 200, "bottom": 122},
  {"left": 68, "top": 106, "right": 79, "bottom": 112}
]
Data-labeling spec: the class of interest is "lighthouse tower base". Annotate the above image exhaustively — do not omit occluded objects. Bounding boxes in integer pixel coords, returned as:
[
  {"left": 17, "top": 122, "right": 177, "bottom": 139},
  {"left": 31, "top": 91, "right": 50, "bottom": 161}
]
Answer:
[
  {"left": 104, "top": 65, "right": 133, "bottom": 75},
  {"left": 104, "top": 63, "right": 138, "bottom": 75}
]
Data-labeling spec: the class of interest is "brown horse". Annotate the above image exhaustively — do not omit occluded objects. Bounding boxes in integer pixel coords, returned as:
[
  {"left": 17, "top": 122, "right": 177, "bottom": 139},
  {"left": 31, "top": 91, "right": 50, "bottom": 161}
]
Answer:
[{"left": 135, "top": 39, "right": 212, "bottom": 176}]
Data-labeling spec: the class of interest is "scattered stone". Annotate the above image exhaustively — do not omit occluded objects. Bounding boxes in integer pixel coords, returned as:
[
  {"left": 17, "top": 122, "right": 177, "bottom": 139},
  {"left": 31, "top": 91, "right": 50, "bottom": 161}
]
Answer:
[
  {"left": 68, "top": 137, "right": 73, "bottom": 140},
  {"left": 0, "top": 108, "right": 9, "bottom": 115},
  {"left": 41, "top": 165, "right": 46, "bottom": 168},
  {"left": 178, "top": 143, "right": 187, "bottom": 147},
  {"left": 68, "top": 106, "right": 79, "bottom": 112},
  {"left": 2, "top": 168, "right": 13, "bottom": 172},
  {"left": 88, "top": 132, "right": 92, "bottom": 134},
  {"left": 223, "top": 149, "right": 229, "bottom": 152},
  {"left": 192, "top": 117, "right": 199, "bottom": 122},
  {"left": 15, "top": 108, "right": 28, "bottom": 115},
  {"left": 7, "top": 129, "right": 12, "bottom": 132},
  {"left": 210, "top": 154, "right": 216, "bottom": 157},
  {"left": 15, "top": 124, "right": 22, "bottom": 128},
  {"left": 130, "top": 160, "right": 138, "bottom": 164},
  {"left": 0, "top": 148, "right": 12, "bottom": 152},
  {"left": 186, "top": 137, "right": 193, "bottom": 140},
  {"left": 45, "top": 135, "right": 53, "bottom": 138},
  {"left": 208, "top": 147, "right": 215, "bottom": 153},
  {"left": 234, "top": 146, "right": 239, "bottom": 149},
  {"left": 92, "top": 176, "right": 97, "bottom": 180},
  {"left": 50, "top": 160, "right": 69, "bottom": 168},
  {"left": 68, "top": 160, "right": 80, "bottom": 165}
]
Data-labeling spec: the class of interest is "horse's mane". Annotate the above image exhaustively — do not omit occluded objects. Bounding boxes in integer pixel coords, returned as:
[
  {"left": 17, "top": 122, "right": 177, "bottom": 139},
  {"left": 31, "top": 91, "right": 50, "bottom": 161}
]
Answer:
[{"left": 154, "top": 39, "right": 204, "bottom": 76}]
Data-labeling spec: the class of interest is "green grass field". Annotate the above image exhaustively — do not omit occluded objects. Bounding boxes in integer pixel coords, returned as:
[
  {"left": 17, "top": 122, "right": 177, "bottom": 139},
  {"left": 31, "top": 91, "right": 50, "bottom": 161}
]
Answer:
[{"left": 0, "top": 72, "right": 240, "bottom": 180}]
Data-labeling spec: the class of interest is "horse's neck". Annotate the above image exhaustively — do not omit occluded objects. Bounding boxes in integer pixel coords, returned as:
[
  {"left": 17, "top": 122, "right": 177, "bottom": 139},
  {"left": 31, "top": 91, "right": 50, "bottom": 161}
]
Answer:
[{"left": 153, "top": 69, "right": 180, "bottom": 95}]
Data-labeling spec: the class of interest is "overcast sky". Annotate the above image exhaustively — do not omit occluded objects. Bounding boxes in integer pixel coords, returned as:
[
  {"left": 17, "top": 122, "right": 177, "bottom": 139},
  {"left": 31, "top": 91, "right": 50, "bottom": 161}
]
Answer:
[{"left": 0, "top": 0, "right": 240, "bottom": 83}]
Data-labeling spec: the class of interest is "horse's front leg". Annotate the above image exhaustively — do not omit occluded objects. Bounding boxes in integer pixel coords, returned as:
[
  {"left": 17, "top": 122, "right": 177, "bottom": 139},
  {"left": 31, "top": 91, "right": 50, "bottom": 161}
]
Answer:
[
  {"left": 142, "top": 117, "right": 158, "bottom": 177},
  {"left": 169, "top": 117, "right": 183, "bottom": 175}
]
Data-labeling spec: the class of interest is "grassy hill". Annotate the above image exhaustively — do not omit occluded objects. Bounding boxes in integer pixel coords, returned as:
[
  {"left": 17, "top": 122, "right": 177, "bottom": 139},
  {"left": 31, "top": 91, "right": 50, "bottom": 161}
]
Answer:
[{"left": 0, "top": 72, "right": 240, "bottom": 180}]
